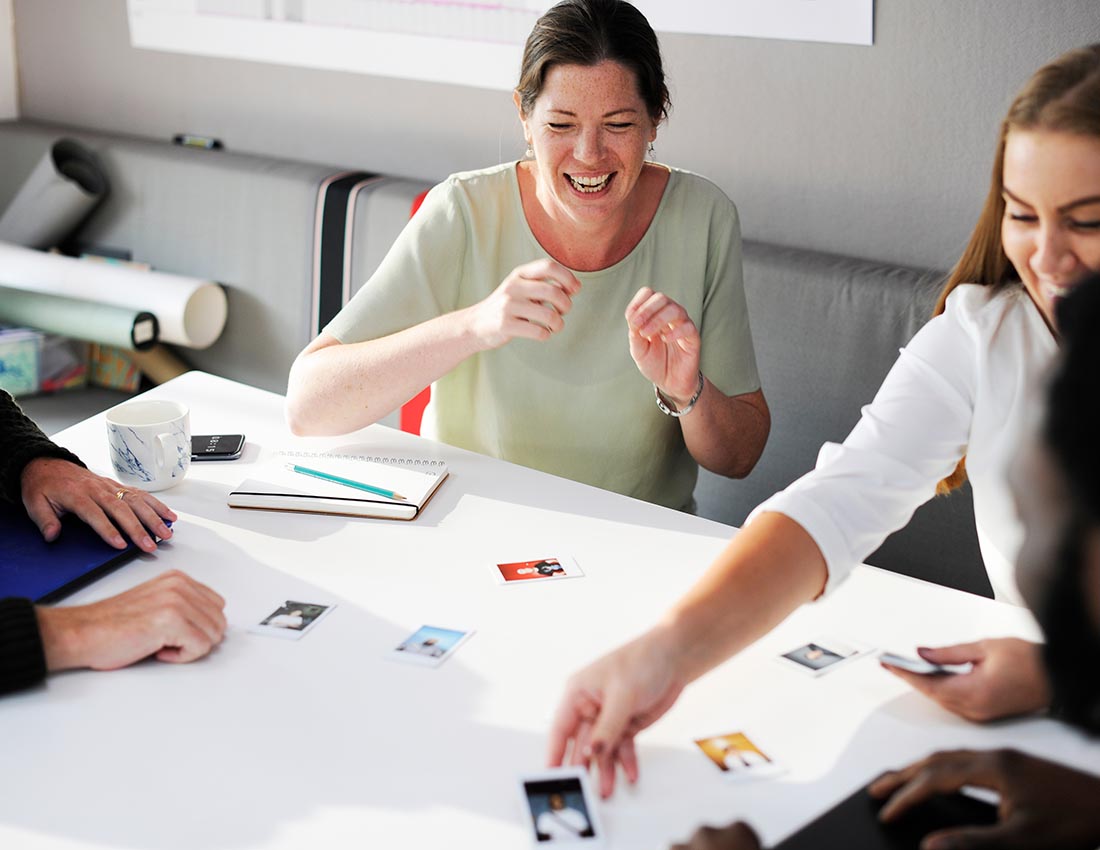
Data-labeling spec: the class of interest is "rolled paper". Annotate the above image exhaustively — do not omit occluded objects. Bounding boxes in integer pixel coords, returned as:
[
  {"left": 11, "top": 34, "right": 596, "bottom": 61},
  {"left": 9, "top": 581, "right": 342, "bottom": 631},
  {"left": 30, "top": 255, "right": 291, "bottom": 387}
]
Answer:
[
  {"left": 0, "top": 242, "right": 226, "bottom": 349},
  {"left": 0, "top": 285, "right": 158, "bottom": 351},
  {"left": 0, "top": 139, "right": 110, "bottom": 249}
]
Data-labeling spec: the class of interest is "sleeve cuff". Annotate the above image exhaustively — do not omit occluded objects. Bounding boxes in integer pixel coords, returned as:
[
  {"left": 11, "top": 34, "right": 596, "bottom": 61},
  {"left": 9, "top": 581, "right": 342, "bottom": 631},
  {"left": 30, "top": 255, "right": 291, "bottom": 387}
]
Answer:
[
  {"left": 0, "top": 597, "right": 48, "bottom": 696},
  {"left": 747, "top": 492, "right": 858, "bottom": 597},
  {"left": 2, "top": 442, "right": 86, "bottom": 506}
]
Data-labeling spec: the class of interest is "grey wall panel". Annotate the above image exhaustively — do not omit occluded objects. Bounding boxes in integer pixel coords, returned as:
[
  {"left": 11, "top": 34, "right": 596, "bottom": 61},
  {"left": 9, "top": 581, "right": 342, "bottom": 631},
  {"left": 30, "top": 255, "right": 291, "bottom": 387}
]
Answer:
[
  {"left": 12, "top": 1, "right": 1100, "bottom": 271},
  {"left": 0, "top": 121, "right": 334, "bottom": 394}
]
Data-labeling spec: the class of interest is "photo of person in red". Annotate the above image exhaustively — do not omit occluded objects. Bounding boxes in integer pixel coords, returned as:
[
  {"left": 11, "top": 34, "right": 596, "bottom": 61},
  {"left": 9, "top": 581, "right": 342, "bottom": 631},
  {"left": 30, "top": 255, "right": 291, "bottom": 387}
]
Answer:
[{"left": 497, "top": 558, "right": 567, "bottom": 583}]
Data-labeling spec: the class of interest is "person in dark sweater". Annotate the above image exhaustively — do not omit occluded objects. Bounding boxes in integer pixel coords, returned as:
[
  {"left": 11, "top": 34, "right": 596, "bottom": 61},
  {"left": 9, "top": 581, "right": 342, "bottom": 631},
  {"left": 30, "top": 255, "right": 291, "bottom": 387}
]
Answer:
[
  {"left": 1, "top": 390, "right": 226, "bottom": 695},
  {"left": 1, "top": 389, "right": 176, "bottom": 552}
]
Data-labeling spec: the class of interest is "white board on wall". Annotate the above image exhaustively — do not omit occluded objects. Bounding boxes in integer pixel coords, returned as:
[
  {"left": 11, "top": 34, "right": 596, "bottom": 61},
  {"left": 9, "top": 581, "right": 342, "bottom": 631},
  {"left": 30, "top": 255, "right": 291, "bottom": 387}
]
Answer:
[
  {"left": 639, "top": 0, "right": 873, "bottom": 46},
  {"left": 127, "top": 0, "right": 873, "bottom": 92}
]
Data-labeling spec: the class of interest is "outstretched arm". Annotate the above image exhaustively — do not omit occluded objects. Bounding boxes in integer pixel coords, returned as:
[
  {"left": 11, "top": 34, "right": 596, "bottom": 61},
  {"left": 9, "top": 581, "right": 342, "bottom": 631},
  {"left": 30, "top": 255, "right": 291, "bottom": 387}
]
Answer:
[{"left": 549, "top": 512, "right": 826, "bottom": 798}]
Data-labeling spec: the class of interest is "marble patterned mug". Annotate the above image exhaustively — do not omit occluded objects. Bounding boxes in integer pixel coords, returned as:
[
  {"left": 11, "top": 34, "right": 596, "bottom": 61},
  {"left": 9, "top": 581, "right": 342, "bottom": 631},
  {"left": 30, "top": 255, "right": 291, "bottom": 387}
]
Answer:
[{"left": 105, "top": 399, "right": 191, "bottom": 491}]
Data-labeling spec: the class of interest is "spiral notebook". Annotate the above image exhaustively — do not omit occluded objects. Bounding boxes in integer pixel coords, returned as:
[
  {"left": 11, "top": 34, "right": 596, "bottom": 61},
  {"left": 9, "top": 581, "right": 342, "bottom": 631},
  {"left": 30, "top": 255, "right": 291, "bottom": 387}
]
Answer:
[{"left": 228, "top": 451, "right": 448, "bottom": 521}]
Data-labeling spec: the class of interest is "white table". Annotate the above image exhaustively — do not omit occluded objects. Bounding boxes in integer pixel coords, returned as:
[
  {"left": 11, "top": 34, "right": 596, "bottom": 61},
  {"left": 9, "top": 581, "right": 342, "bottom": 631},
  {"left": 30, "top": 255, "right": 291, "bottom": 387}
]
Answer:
[{"left": 3, "top": 371, "right": 1097, "bottom": 850}]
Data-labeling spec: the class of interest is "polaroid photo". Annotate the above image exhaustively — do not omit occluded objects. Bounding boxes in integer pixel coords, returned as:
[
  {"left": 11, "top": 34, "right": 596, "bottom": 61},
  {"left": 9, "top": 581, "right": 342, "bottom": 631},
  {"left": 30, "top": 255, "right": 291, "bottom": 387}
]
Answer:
[
  {"left": 389, "top": 624, "right": 474, "bottom": 668},
  {"left": 494, "top": 555, "right": 584, "bottom": 585},
  {"left": 248, "top": 600, "right": 335, "bottom": 640},
  {"left": 694, "top": 731, "right": 786, "bottom": 782},
  {"left": 775, "top": 634, "right": 874, "bottom": 677},
  {"left": 518, "top": 766, "right": 604, "bottom": 846}
]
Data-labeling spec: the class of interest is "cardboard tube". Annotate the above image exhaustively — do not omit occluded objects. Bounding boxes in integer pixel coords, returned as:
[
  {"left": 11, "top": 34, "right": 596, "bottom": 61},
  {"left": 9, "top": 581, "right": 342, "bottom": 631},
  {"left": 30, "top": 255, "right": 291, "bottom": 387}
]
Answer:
[
  {"left": 129, "top": 344, "right": 191, "bottom": 385},
  {"left": 0, "top": 285, "right": 158, "bottom": 350},
  {"left": 0, "top": 139, "right": 109, "bottom": 249}
]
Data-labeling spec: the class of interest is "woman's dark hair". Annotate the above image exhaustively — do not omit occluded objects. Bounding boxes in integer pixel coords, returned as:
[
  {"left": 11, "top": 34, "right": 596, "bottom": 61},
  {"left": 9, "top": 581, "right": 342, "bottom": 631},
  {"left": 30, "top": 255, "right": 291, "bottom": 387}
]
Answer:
[{"left": 516, "top": 0, "right": 670, "bottom": 124}]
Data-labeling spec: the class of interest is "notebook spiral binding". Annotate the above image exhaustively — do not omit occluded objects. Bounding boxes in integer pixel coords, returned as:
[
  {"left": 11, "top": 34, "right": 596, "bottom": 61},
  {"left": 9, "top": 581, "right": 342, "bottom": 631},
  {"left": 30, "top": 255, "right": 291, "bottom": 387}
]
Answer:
[{"left": 278, "top": 450, "right": 446, "bottom": 470}]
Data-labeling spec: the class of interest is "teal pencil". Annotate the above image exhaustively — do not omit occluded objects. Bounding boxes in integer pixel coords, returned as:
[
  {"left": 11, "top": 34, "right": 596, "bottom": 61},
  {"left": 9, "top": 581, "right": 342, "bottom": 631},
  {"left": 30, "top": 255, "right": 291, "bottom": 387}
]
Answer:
[{"left": 285, "top": 463, "right": 407, "bottom": 501}]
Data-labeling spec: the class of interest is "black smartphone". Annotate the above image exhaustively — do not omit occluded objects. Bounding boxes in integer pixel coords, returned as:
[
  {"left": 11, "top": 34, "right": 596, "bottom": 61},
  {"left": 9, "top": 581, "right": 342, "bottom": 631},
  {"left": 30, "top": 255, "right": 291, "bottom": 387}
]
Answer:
[
  {"left": 191, "top": 434, "right": 245, "bottom": 461},
  {"left": 879, "top": 651, "right": 967, "bottom": 676}
]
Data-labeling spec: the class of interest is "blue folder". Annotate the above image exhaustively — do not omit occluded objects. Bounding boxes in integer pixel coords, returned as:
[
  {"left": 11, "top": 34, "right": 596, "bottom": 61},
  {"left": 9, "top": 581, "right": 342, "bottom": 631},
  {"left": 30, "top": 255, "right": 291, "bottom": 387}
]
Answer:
[{"left": 0, "top": 503, "right": 143, "bottom": 603}]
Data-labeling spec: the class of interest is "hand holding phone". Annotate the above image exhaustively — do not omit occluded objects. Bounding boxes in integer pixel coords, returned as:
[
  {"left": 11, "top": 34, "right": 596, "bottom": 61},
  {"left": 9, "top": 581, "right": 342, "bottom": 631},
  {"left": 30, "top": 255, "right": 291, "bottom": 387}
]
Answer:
[
  {"left": 191, "top": 434, "right": 245, "bottom": 461},
  {"left": 880, "top": 651, "right": 970, "bottom": 676}
]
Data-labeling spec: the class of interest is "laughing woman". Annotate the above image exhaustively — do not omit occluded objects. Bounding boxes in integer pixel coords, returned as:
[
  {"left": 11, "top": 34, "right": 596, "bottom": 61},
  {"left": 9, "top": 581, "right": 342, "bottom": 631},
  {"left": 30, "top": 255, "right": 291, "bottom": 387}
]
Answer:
[{"left": 286, "top": 0, "right": 769, "bottom": 511}]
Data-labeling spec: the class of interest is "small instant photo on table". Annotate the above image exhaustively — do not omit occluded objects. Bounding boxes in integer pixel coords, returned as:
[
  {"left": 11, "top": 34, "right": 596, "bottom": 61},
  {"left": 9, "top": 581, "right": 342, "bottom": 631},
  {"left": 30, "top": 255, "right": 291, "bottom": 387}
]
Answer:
[{"left": 518, "top": 766, "right": 604, "bottom": 846}]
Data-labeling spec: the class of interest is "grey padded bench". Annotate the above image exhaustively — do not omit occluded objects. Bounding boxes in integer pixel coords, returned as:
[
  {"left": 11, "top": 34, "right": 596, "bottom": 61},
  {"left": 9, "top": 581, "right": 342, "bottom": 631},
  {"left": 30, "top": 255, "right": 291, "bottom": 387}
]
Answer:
[
  {"left": 693, "top": 241, "right": 989, "bottom": 597},
  {"left": 0, "top": 120, "right": 430, "bottom": 399}
]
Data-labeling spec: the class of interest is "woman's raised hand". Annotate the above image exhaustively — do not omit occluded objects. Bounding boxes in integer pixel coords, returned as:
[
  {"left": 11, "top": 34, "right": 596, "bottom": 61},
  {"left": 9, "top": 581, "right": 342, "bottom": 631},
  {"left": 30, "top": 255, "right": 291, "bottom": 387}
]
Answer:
[
  {"left": 466, "top": 258, "right": 581, "bottom": 350},
  {"left": 625, "top": 286, "right": 702, "bottom": 406}
]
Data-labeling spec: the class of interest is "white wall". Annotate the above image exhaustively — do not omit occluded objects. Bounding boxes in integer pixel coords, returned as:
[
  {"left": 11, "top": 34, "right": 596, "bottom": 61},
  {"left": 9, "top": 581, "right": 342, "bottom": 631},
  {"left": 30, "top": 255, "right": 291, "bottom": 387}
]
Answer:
[
  {"left": 11, "top": 1, "right": 1100, "bottom": 270},
  {"left": 0, "top": 0, "right": 17, "bottom": 119}
]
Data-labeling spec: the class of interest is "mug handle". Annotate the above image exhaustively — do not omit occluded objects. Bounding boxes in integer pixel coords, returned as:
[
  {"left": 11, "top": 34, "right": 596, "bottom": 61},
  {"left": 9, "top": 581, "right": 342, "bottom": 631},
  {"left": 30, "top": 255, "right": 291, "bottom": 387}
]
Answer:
[{"left": 156, "top": 432, "right": 172, "bottom": 473}]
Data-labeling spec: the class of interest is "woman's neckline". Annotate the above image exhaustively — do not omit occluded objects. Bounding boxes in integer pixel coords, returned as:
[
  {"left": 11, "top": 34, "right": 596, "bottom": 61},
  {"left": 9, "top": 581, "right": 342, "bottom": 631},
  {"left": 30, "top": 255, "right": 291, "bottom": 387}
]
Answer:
[{"left": 510, "top": 161, "right": 674, "bottom": 276}]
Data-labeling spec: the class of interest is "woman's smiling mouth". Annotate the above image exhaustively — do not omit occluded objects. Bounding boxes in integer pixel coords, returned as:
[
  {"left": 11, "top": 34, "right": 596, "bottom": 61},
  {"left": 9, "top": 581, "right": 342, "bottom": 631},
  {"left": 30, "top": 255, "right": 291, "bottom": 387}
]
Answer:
[{"left": 567, "top": 172, "right": 613, "bottom": 194}]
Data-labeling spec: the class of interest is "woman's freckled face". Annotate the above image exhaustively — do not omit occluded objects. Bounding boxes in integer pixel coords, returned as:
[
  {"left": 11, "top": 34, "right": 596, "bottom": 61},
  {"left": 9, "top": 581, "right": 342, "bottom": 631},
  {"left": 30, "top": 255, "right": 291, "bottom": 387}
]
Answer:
[{"left": 519, "top": 60, "right": 656, "bottom": 229}]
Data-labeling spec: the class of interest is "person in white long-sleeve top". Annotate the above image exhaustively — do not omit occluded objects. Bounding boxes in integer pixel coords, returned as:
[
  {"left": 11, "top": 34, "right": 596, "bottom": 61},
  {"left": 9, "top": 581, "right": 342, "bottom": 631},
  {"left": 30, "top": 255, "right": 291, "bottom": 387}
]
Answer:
[{"left": 548, "top": 43, "right": 1100, "bottom": 801}]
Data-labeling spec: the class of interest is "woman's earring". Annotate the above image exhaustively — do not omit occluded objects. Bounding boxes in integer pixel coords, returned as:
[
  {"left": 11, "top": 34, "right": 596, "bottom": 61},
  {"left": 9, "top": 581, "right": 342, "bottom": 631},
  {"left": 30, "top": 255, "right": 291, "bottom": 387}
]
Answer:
[
  {"left": 525, "top": 143, "right": 534, "bottom": 159},
  {"left": 647, "top": 142, "right": 655, "bottom": 160}
]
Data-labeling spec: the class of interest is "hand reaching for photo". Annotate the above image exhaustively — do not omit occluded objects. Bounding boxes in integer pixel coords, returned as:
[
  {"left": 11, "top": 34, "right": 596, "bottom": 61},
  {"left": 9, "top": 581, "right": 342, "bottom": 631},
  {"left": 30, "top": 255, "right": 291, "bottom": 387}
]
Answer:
[{"left": 548, "top": 627, "right": 687, "bottom": 799}]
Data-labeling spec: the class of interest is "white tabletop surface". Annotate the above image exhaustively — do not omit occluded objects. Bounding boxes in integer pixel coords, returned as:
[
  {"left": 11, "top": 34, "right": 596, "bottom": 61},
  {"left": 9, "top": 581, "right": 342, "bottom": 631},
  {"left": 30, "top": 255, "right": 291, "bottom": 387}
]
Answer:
[{"left": 2, "top": 371, "right": 1098, "bottom": 850}]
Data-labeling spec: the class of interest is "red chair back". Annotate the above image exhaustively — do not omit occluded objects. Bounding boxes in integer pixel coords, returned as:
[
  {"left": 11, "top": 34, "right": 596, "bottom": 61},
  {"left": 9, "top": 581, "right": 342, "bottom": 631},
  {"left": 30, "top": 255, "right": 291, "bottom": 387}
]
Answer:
[{"left": 399, "top": 190, "right": 433, "bottom": 435}]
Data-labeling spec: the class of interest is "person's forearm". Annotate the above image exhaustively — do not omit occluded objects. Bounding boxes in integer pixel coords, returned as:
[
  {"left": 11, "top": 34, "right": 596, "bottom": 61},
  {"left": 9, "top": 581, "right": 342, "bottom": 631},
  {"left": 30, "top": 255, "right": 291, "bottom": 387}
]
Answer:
[
  {"left": 680, "top": 384, "right": 770, "bottom": 478},
  {"left": 35, "top": 606, "right": 85, "bottom": 672},
  {"left": 286, "top": 309, "right": 484, "bottom": 436},
  {"left": 660, "top": 512, "right": 827, "bottom": 684}
]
